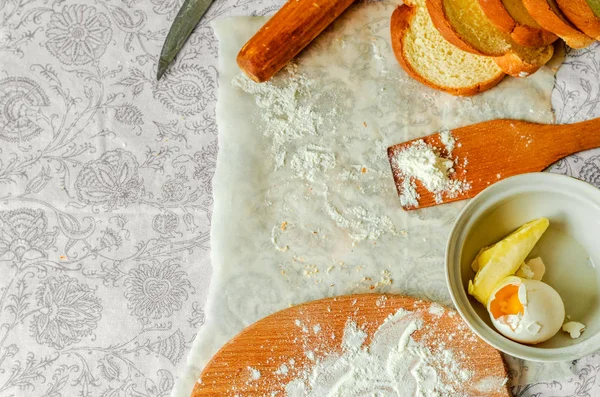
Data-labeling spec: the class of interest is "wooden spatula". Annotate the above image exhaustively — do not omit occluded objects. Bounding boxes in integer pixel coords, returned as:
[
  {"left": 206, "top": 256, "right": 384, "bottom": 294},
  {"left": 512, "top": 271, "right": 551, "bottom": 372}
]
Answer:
[
  {"left": 191, "top": 295, "right": 510, "bottom": 397},
  {"left": 388, "top": 118, "right": 600, "bottom": 210}
]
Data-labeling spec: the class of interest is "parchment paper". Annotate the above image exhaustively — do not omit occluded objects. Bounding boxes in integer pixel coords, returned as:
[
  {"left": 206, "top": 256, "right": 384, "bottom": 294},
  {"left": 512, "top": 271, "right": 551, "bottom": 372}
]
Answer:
[{"left": 173, "top": 2, "right": 570, "bottom": 396}]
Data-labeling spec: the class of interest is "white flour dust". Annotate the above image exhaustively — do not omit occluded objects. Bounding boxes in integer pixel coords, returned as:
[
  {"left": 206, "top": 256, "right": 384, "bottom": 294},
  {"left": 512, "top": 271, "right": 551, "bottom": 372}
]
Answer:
[
  {"left": 392, "top": 132, "right": 470, "bottom": 207},
  {"left": 232, "top": 64, "right": 333, "bottom": 171},
  {"left": 283, "top": 309, "right": 497, "bottom": 397},
  {"left": 233, "top": 65, "right": 400, "bottom": 246},
  {"left": 324, "top": 202, "right": 398, "bottom": 243},
  {"left": 290, "top": 144, "right": 337, "bottom": 182}
]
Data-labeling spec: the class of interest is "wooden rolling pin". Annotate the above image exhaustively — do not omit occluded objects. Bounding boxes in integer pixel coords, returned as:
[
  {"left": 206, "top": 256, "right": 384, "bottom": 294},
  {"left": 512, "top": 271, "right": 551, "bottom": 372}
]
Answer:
[{"left": 237, "top": 0, "right": 355, "bottom": 82}]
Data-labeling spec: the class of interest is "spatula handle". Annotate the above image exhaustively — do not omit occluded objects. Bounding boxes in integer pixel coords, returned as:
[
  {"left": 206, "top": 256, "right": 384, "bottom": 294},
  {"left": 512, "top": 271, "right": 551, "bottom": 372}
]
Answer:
[
  {"left": 553, "top": 117, "right": 600, "bottom": 155},
  {"left": 237, "top": 0, "right": 354, "bottom": 82}
]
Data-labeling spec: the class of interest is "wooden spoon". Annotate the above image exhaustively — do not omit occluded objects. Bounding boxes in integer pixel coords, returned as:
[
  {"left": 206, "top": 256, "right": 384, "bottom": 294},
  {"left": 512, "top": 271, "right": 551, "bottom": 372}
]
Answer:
[
  {"left": 191, "top": 294, "right": 510, "bottom": 397},
  {"left": 387, "top": 118, "right": 600, "bottom": 210}
]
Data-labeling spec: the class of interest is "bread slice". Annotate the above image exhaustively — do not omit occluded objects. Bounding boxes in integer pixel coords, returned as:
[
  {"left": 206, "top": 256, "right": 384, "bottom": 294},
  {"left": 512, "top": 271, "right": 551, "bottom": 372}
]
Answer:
[
  {"left": 426, "top": 0, "right": 555, "bottom": 75},
  {"left": 390, "top": 2, "right": 505, "bottom": 96},
  {"left": 586, "top": 0, "right": 600, "bottom": 18},
  {"left": 494, "top": 45, "right": 554, "bottom": 76},
  {"left": 522, "top": 0, "right": 595, "bottom": 47},
  {"left": 556, "top": 0, "right": 600, "bottom": 39},
  {"left": 478, "top": 0, "right": 558, "bottom": 46}
]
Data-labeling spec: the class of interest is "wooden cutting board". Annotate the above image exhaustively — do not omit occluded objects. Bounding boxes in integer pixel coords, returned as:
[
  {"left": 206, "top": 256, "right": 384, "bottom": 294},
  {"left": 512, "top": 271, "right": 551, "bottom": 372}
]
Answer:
[{"left": 190, "top": 294, "right": 511, "bottom": 396}]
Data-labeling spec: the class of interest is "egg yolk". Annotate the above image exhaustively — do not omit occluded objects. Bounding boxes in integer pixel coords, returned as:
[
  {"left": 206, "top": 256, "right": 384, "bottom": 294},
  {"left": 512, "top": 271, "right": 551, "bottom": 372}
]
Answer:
[{"left": 489, "top": 283, "right": 524, "bottom": 319}]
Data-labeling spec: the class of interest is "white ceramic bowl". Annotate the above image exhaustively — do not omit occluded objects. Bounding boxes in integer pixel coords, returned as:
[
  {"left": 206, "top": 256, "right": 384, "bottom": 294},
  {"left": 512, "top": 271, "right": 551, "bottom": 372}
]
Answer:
[{"left": 446, "top": 173, "right": 600, "bottom": 361}]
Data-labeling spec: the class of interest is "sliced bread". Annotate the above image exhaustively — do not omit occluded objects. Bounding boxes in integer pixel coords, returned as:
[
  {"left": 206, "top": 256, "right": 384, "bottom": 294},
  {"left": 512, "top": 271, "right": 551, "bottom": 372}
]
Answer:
[
  {"left": 494, "top": 45, "right": 554, "bottom": 76},
  {"left": 427, "top": 0, "right": 510, "bottom": 56},
  {"left": 522, "top": 0, "right": 595, "bottom": 47},
  {"left": 390, "top": 2, "right": 505, "bottom": 96},
  {"left": 426, "top": 0, "right": 554, "bottom": 75},
  {"left": 478, "top": 0, "right": 557, "bottom": 46},
  {"left": 586, "top": 0, "right": 600, "bottom": 18},
  {"left": 556, "top": 0, "right": 600, "bottom": 39}
]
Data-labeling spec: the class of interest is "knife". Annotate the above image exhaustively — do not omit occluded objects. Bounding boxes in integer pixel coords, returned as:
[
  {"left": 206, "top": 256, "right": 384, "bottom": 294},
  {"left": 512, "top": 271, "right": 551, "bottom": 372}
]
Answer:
[{"left": 157, "top": 0, "right": 215, "bottom": 80}]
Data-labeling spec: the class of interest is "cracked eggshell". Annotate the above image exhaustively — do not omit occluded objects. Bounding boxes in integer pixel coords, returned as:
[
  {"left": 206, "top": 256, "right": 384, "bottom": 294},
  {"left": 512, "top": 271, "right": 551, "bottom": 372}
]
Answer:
[{"left": 487, "top": 277, "right": 565, "bottom": 344}]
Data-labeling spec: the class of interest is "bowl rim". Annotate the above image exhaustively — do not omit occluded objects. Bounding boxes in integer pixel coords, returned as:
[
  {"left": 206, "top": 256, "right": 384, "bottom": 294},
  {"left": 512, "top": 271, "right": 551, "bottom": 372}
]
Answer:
[{"left": 446, "top": 172, "right": 600, "bottom": 362}]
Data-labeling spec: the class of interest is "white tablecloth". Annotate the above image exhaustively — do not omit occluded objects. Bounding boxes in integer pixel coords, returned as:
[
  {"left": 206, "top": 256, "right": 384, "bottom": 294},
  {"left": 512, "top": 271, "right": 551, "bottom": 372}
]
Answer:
[{"left": 0, "top": 0, "right": 599, "bottom": 396}]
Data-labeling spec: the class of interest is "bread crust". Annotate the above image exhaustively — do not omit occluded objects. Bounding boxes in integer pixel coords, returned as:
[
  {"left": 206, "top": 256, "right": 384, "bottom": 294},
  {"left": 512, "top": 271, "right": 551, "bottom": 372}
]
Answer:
[
  {"left": 556, "top": 0, "right": 600, "bottom": 39},
  {"left": 425, "top": 0, "right": 498, "bottom": 55},
  {"left": 478, "top": 0, "right": 558, "bottom": 46},
  {"left": 493, "top": 46, "right": 553, "bottom": 76},
  {"left": 522, "top": 0, "right": 595, "bottom": 47},
  {"left": 390, "top": 4, "right": 505, "bottom": 96}
]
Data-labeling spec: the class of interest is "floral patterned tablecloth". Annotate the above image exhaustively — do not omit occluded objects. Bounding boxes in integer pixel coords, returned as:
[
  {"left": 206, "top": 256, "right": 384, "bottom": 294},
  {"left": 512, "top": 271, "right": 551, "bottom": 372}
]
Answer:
[{"left": 0, "top": 0, "right": 600, "bottom": 396}]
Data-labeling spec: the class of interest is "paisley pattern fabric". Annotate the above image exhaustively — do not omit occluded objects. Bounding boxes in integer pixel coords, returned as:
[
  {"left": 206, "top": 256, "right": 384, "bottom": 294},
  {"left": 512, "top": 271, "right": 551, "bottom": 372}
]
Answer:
[
  {"left": 0, "top": 0, "right": 599, "bottom": 396},
  {"left": 0, "top": 77, "right": 49, "bottom": 142}
]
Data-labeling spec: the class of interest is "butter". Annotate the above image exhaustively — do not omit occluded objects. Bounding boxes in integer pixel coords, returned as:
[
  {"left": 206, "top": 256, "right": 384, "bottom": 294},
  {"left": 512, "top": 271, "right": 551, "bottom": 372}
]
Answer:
[{"left": 469, "top": 218, "right": 550, "bottom": 304}]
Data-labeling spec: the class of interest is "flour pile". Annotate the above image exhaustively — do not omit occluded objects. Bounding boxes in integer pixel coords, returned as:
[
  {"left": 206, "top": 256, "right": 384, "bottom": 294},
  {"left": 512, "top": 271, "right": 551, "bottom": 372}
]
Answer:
[
  {"left": 284, "top": 309, "right": 490, "bottom": 397},
  {"left": 392, "top": 132, "right": 471, "bottom": 207}
]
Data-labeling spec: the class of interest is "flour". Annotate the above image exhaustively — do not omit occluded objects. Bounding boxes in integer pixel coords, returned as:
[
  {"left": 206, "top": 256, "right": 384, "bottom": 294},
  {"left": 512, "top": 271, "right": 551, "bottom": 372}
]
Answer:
[
  {"left": 283, "top": 309, "right": 496, "bottom": 397},
  {"left": 233, "top": 65, "right": 397, "bottom": 244},
  {"left": 428, "top": 303, "right": 445, "bottom": 317},
  {"left": 392, "top": 134, "right": 470, "bottom": 206},
  {"left": 473, "top": 376, "right": 508, "bottom": 393},
  {"left": 248, "top": 367, "right": 261, "bottom": 381},
  {"left": 232, "top": 64, "right": 334, "bottom": 170},
  {"left": 290, "top": 144, "right": 336, "bottom": 182},
  {"left": 275, "top": 364, "right": 289, "bottom": 376},
  {"left": 439, "top": 130, "right": 455, "bottom": 154},
  {"left": 324, "top": 202, "right": 397, "bottom": 243}
]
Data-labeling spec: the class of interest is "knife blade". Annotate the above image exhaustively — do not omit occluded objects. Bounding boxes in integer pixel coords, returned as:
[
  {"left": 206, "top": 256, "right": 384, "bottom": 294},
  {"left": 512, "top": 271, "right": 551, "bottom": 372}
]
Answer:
[{"left": 157, "top": 0, "right": 215, "bottom": 80}]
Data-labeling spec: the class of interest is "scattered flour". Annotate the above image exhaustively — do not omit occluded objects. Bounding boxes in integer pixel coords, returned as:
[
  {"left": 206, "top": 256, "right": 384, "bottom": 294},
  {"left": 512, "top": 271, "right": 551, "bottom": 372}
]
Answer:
[
  {"left": 275, "top": 364, "right": 289, "bottom": 376},
  {"left": 324, "top": 202, "right": 397, "bottom": 243},
  {"left": 283, "top": 309, "right": 502, "bottom": 397},
  {"left": 234, "top": 62, "right": 398, "bottom": 245},
  {"left": 290, "top": 144, "right": 336, "bottom": 182},
  {"left": 428, "top": 303, "right": 445, "bottom": 317},
  {"left": 391, "top": 132, "right": 470, "bottom": 207},
  {"left": 248, "top": 366, "right": 261, "bottom": 381},
  {"left": 439, "top": 130, "right": 455, "bottom": 153},
  {"left": 232, "top": 64, "right": 330, "bottom": 169},
  {"left": 473, "top": 376, "right": 508, "bottom": 393}
]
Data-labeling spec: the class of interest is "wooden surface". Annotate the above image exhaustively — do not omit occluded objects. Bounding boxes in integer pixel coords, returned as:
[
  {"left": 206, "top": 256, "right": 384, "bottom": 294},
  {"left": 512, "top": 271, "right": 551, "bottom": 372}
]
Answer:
[
  {"left": 387, "top": 117, "right": 600, "bottom": 210},
  {"left": 236, "top": 0, "right": 354, "bottom": 82},
  {"left": 191, "top": 294, "right": 511, "bottom": 397}
]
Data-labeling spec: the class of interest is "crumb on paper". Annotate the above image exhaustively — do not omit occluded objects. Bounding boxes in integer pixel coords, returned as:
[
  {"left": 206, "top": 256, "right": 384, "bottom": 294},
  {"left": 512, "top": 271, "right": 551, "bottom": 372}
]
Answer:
[{"left": 271, "top": 226, "right": 288, "bottom": 252}]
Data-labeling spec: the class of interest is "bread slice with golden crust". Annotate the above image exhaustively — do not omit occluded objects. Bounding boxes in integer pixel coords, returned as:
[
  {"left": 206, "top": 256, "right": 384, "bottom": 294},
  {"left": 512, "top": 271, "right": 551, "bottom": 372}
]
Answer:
[
  {"left": 556, "top": 0, "right": 600, "bottom": 39},
  {"left": 494, "top": 45, "right": 554, "bottom": 77},
  {"left": 426, "top": 0, "right": 554, "bottom": 75},
  {"left": 478, "top": 0, "right": 557, "bottom": 46},
  {"left": 522, "top": 0, "right": 595, "bottom": 47},
  {"left": 586, "top": 0, "right": 600, "bottom": 18},
  {"left": 390, "top": 2, "right": 505, "bottom": 96},
  {"left": 427, "top": 0, "right": 506, "bottom": 55}
]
